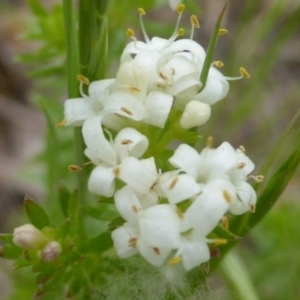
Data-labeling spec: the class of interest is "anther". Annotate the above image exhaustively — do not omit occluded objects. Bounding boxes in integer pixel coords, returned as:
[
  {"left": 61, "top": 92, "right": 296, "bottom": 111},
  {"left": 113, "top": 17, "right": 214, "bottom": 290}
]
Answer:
[
  {"left": 237, "top": 162, "right": 246, "bottom": 169},
  {"left": 212, "top": 238, "right": 228, "bottom": 246},
  {"left": 176, "top": 207, "right": 184, "bottom": 219},
  {"left": 128, "top": 237, "right": 137, "bottom": 248},
  {"left": 152, "top": 247, "right": 160, "bottom": 255},
  {"left": 221, "top": 216, "right": 229, "bottom": 230},
  {"left": 169, "top": 177, "right": 179, "bottom": 190},
  {"left": 126, "top": 28, "right": 135, "bottom": 38},
  {"left": 169, "top": 256, "right": 181, "bottom": 265},
  {"left": 250, "top": 203, "right": 256, "bottom": 213},
  {"left": 239, "top": 145, "right": 246, "bottom": 152},
  {"left": 68, "top": 165, "right": 82, "bottom": 172},
  {"left": 250, "top": 175, "right": 264, "bottom": 182},
  {"left": 206, "top": 136, "right": 213, "bottom": 148},
  {"left": 190, "top": 15, "right": 200, "bottom": 28},
  {"left": 177, "top": 27, "right": 185, "bottom": 36},
  {"left": 113, "top": 167, "right": 121, "bottom": 177},
  {"left": 121, "top": 139, "right": 133, "bottom": 145},
  {"left": 56, "top": 118, "right": 67, "bottom": 128},
  {"left": 213, "top": 61, "right": 224, "bottom": 68},
  {"left": 77, "top": 74, "right": 89, "bottom": 85},
  {"left": 177, "top": 4, "right": 185, "bottom": 14},
  {"left": 240, "top": 67, "right": 250, "bottom": 79},
  {"left": 121, "top": 107, "right": 133, "bottom": 116},
  {"left": 218, "top": 29, "right": 228, "bottom": 35},
  {"left": 223, "top": 190, "right": 233, "bottom": 204},
  {"left": 138, "top": 8, "right": 146, "bottom": 15}
]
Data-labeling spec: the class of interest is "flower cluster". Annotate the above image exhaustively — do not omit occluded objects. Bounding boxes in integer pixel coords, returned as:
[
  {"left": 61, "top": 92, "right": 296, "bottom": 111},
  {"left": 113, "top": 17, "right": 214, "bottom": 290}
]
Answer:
[{"left": 61, "top": 5, "right": 257, "bottom": 271}]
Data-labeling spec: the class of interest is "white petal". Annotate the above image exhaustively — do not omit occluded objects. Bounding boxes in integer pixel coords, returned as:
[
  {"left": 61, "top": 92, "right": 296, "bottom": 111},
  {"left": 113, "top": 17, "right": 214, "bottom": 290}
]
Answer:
[
  {"left": 169, "top": 74, "right": 201, "bottom": 98},
  {"left": 143, "top": 90, "right": 173, "bottom": 127},
  {"left": 194, "top": 67, "right": 229, "bottom": 105},
  {"left": 235, "top": 149, "right": 255, "bottom": 178},
  {"left": 82, "top": 116, "right": 117, "bottom": 165},
  {"left": 169, "top": 144, "right": 201, "bottom": 179},
  {"left": 88, "top": 79, "right": 115, "bottom": 104},
  {"left": 103, "top": 91, "right": 147, "bottom": 121},
  {"left": 118, "top": 157, "right": 157, "bottom": 194},
  {"left": 112, "top": 224, "right": 138, "bottom": 258},
  {"left": 136, "top": 190, "right": 159, "bottom": 210},
  {"left": 114, "top": 128, "right": 149, "bottom": 160},
  {"left": 180, "top": 238, "right": 210, "bottom": 271},
  {"left": 114, "top": 186, "right": 143, "bottom": 222},
  {"left": 168, "top": 0, "right": 181, "bottom": 10},
  {"left": 137, "top": 241, "right": 171, "bottom": 267},
  {"left": 102, "top": 113, "right": 127, "bottom": 132},
  {"left": 88, "top": 165, "right": 115, "bottom": 197},
  {"left": 160, "top": 173, "right": 202, "bottom": 204},
  {"left": 64, "top": 98, "right": 97, "bottom": 126},
  {"left": 180, "top": 101, "right": 211, "bottom": 129},
  {"left": 229, "top": 181, "right": 257, "bottom": 215},
  {"left": 185, "top": 178, "right": 235, "bottom": 235},
  {"left": 120, "top": 41, "right": 150, "bottom": 62},
  {"left": 139, "top": 204, "right": 181, "bottom": 248}
]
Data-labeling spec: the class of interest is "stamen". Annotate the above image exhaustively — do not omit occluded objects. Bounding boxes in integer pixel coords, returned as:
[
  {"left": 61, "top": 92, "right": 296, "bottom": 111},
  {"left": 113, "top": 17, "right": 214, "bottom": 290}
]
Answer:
[
  {"left": 169, "top": 255, "right": 181, "bottom": 265},
  {"left": 249, "top": 175, "right": 264, "bottom": 182},
  {"left": 223, "top": 190, "right": 233, "bottom": 204},
  {"left": 113, "top": 167, "right": 121, "bottom": 177},
  {"left": 77, "top": 74, "right": 90, "bottom": 85},
  {"left": 206, "top": 136, "right": 213, "bottom": 148},
  {"left": 126, "top": 28, "right": 136, "bottom": 39},
  {"left": 138, "top": 8, "right": 150, "bottom": 44},
  {"left": 211, "top": 238, "right": 228, "bottom": 246},
  {"left": 190, "top": 15, "right": 200, "bottom": 40},
  {"left": 250, "top": 203, "right": 256, "bottom": 213},
  {"left": 56, "top": 118, "right": 67, "bottom": 128},
  {"left": 68, "top": 165, "right": 82, "bottom": 172},
  {"left": 121, "top": 107, "right": 133, "bottom": 116},
  {"left": 239, "top": 145, "right": 246, "bottom": 152},
  {"left": 168, "top": 4, "right": 185, "bottom": 43},
  {"left": 221, "top": 216, "right": 229, "bottom": 230},
  {"left": 213, "top": 61, "right": 224, "bottom": 68},
  {"left": 218, "top": 29, "right": 228, "bottom": 35},
  {"left": 240, "top": 67, "right": 250, "bottom": 79},
  {"left": 152, "top": 247, "right": 160, "bottom": 255},
  {"left": 169, "top": 177, "right": 179, "bottom": 190},
  {"left": 177, "top": 27, "right": 185, "bottom": 37}
]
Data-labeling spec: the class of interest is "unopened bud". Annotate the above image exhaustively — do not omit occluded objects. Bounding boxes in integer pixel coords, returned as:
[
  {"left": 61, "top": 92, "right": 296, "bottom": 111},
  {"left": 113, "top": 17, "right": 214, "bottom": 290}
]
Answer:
[
  {"left": 41, "top": 241, "right": 62, "bottom": 261},
  {"left": 13, "top": 224, "right": 46, "bottom": 250},
  {"left": 180, "top": 100, "right": 211, "bottom": 129}
]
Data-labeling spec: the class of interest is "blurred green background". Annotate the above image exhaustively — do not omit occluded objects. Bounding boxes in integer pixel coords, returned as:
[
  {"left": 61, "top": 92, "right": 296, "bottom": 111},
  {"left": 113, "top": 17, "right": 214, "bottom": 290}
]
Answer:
[{"left": 0, "top": 0, "right": 299, "bottom": 299}]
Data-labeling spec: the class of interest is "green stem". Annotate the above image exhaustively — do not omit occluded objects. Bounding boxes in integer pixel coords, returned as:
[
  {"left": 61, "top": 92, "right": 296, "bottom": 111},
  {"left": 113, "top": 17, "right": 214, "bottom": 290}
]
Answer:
[
  {"left": 62, "top": 0, "right": 87, "bottom": 202},
  {"left": 220, "top": 250, "right": 260, "bottom": 300}
]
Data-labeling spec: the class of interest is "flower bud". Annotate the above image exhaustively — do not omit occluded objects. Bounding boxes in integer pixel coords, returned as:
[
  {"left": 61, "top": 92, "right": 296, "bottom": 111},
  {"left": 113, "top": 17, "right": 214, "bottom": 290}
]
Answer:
[
  {"left": 13, "top": 224, "right": 46, "bottom": 250},
  {"left": 180, "top": 100, "right": 211, "bottom": 129},
  {"left": 41, "top": 241, "right": 62, "bottom": 261}
]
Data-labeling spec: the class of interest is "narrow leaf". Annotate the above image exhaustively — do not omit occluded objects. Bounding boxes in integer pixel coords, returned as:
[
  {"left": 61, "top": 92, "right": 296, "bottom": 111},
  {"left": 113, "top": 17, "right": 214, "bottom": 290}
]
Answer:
[
  {"left": 199, "top": 4, "right": 227, "bottom": 90},
  {"left": 79, "top": 232, "right": 113, "bottom": 253},
  {"left": 24, "top": 196, "right": 51, "bottom": 229}
]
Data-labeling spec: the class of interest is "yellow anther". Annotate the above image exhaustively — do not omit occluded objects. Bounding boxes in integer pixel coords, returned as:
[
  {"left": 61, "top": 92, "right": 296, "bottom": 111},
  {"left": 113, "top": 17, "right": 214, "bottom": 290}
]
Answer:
[
  {"left": 214, "top": 61, "right": 224, "bottom": 68},
  {"left": 223, "top": 190, "right": 233, "bottom": 204},
  {"left": 126, "top": 28, "right": 135, "bottom": 38},
  {"left": 77, "top": 74, "right": 90, "bottom": 85},
  {"left": 56, "top": 118, "right": 67, "bottom": 128},
  {"left": 169, "top": 256, "right": 182, "bottom": 265},
  {"left": 240, "top": 67, "right": 250, "bottom": 79},
  {"left": 190, "top": 15, "right": 200, "bottom": 28},
  {"left": 239, "top": 145, "right": 246, "bottom": 152},
  {"left": 250, "top": 175, "right": 264, "bottom": 182},
  {"left": 177, "top": 27, "right": 185, "bottom": 36},
  {"left": 218, "top": 29, "right": 228, "bottom": 35},
  {"left": 177, "top": 4, "right": 185, "bottom": 14},
  {"left": 68, "top": 165, "right": 82, "bottom": 172},
  {"left": 206, "top": 136, "right": 213, "bottom": 148},
  {"left": 212, "top": 238, "right": 228, "bottom": 246},
  {"left": 138, "top": 8, "right": 146, "bottom": 15},
  {"left": 221, "top": 216, "right": 229, "bottom": 230}
]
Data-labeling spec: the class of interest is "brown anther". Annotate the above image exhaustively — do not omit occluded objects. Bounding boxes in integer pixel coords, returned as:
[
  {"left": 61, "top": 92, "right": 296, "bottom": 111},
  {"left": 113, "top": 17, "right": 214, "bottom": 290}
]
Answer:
[
  {"left": 206, "top": 136, "right": 213, "bottom": 148},
  {"left": 121, "top": 139, "right": 133, "bottom": 145},
  {"left": 121, "top": 107, "right": 133, "bottom": 115},
  {"left": 172, "top": 68, "right": 175, "bottom": 75},
  {"left": 237, "top": 162, "right": 246, "bottom": 169},
  {"left": 250, "top": 203, "right": 256, "bottom": 213},
  {"left": 113, "top": 167, "right": 121, "bottom": 177},
  {"left": 223, "top": 190, "right": 233, "bottom": 204},
  {"left": 128, "top": 237, "right": 137, "bottom": 248},
  {"left": 159, "top": 72, "right": 168, "bottom": 81},
  {"left": 132, "top": 205, "right": 139, "bottom": 214},
  {"left": 152, "top": 247, "right": 160, "bottom": 255},
  {"left": 169, "top": 177, "right": 179, "bottom": 190},
  {"left": 68, "top": 165, "right": 82, "bottom": 172}
]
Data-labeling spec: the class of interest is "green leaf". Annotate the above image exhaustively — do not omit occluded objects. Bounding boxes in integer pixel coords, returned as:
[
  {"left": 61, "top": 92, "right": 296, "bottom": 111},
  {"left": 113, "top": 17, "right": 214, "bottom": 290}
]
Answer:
[
  {"left": 24, "top": 195, "right": 51, "bottom": 230},
  {"left": 0, "top": 234, "right": 14, "bottom": 244},
  {"left": 59, "top": 184, "right": 71, "bottom": 217},
  {"left": 0, "top": 244, "right": 22, "bottom": 259},
  {"left": 79, "top": 232, "right": 113, "bottom": 253},
  {"left": 27, "top": 0, "right": 48, "bottom": 17},
  {"left": 199, "top": 4, "right": 227, "bottom": 90}
]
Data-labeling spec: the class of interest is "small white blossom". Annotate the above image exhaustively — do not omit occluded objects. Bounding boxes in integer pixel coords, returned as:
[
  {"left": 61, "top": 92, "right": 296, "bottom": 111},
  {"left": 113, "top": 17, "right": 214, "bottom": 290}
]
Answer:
[{"left": 41, "top": 241, "right": 62, "bottom": 261}]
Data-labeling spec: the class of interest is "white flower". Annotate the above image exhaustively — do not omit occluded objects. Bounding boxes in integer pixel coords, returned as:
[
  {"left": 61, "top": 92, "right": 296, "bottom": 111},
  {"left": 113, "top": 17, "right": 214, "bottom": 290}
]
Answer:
[
  {"left": 41, "top": 241, "right": 62, "bottom": 261},
  {"left": 168, "top": 0, "right": 181, "bottom": 11},
  {"left": 121, "top": 7, "right": 205, "bottom": 109},
  {"left": 87, "top": 128, "right": 157, "bottom": 197},
  {"left": 163, "top": 142, "right": 257, "bottom": 216},
  {"left": 112, "top": 186, "right": 182, "bottom": 266},
  {"left": 13, "top": 224, "right": 46, "bottom": 250}
]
